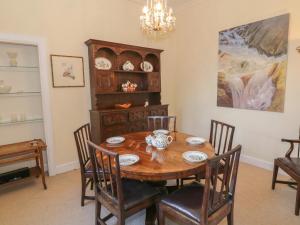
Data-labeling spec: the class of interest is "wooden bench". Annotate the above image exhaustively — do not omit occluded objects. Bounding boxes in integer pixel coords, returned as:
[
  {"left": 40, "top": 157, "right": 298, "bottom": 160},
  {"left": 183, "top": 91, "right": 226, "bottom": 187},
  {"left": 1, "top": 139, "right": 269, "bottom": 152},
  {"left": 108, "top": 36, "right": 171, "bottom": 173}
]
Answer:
[{"left": 0, "top": 139, "right": 47, "bottom": 189}]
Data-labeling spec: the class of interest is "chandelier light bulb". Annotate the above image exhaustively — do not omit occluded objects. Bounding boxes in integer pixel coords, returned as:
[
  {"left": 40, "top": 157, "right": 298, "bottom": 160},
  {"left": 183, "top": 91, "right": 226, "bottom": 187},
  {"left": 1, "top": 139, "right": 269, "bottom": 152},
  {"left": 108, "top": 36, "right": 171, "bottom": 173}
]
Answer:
[{"left": 140, "top": 0, "right": 176, "bottom": 38}]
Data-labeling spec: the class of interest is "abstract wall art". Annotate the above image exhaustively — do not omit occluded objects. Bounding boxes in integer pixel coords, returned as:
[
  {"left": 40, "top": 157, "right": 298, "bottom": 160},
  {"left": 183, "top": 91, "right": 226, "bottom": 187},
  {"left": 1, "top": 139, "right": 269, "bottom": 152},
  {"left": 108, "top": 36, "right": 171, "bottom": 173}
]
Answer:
[{"left": 217, "top": 14, "right": 289, "bottom": 112}]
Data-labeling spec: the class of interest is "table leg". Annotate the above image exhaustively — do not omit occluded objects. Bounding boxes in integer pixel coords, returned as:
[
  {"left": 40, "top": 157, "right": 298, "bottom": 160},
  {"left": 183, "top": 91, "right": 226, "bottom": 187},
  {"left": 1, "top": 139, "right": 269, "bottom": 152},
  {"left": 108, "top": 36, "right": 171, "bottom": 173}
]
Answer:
[
  {"left": 39, "top": 150, "right": 47, "bottom": 190},
  {"left": 35, "top": 156, "right": 40, "bottom": 178},
  {"left": 145, "top": 205, "right": 156, "bottom": 225}
]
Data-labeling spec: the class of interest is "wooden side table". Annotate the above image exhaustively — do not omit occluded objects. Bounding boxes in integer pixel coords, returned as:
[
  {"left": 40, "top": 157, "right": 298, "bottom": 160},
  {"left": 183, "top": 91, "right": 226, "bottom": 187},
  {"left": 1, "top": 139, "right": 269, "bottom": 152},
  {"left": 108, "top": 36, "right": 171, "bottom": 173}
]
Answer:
[{"left": 0, "top": 139, "right": 47, "bottom": 189}]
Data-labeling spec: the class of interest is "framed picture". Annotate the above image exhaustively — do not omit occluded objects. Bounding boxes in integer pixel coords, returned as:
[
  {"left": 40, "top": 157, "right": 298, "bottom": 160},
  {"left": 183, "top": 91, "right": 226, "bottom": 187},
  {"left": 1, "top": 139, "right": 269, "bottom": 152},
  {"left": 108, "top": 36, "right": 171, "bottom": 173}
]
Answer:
[{"left": 50, "top": 55, "right": 85, "bottom": 87}]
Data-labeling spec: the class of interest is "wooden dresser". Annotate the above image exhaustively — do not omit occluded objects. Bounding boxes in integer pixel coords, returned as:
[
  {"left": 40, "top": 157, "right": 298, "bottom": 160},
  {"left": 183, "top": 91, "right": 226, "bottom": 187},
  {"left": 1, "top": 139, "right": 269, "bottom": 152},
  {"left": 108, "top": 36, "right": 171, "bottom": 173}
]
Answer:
[{"left": 85, "top": 39, "right": 168, "bottom": 144}]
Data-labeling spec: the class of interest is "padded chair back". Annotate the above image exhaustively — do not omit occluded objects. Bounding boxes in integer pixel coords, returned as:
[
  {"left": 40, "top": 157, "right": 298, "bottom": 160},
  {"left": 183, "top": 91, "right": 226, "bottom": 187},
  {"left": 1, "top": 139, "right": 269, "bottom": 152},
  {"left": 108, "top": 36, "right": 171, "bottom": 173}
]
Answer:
[
  {"left": 209, "top": 120, "right": 235, "bottom": 156},
  {"left": 147, "top": 116, "right": 176, "bottom": 132},
  {"left": 201, "top": 145, "right": 241, "bottom": 223}
]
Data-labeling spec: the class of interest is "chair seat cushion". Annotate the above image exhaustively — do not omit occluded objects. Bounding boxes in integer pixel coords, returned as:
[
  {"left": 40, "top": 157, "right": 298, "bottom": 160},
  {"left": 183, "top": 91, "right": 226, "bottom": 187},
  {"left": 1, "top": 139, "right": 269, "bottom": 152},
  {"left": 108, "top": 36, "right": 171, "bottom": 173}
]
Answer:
[
  {"left": 161, "top": 182, "right": 205, "bottom": 222},
  {"left": 277, "top": 158, "right": 300, "bottom": 177},
  {"left": 123, "top": 179, "right": 161, "bottom": 210},
  {"left": 84, "top": 161, "right": 94, "bottom": 176}
]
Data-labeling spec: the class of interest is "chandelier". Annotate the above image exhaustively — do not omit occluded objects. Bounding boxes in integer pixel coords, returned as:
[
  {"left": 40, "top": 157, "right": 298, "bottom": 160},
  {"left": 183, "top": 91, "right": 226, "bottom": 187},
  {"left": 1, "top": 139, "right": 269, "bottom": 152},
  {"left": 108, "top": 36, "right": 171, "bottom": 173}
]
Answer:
[{"left": 140, "top": 0, "right": 176, "bottom": 37}]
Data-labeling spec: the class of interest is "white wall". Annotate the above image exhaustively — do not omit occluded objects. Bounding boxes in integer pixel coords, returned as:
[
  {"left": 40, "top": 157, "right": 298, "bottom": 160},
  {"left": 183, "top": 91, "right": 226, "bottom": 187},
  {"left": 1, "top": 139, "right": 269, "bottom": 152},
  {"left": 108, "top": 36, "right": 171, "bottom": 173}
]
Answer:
[
  {"left": 173, "top": 0, "right": 300, "bottom": 167},
  {"left": 0, "top": 0, "right": 177, "bottom": 174}
]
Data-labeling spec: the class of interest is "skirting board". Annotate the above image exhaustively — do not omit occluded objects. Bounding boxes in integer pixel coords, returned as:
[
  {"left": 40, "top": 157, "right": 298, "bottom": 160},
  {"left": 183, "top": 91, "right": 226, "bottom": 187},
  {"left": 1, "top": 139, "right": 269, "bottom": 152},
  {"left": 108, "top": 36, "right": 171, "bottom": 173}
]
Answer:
[
  {"left": 55, "top": 161, "right": 80, "bottom": 175},
  {"left": 53, "top": 155, "right": 285, "bottom": 176},
  {"left": 241, "top": 154, "right": 287, "bottom": 176}
]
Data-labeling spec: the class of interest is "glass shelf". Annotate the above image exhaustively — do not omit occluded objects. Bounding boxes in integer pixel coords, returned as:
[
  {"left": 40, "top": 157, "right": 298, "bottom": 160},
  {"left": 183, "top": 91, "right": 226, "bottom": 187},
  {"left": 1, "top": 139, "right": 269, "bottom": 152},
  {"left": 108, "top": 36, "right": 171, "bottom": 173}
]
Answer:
[
  {"left": 0, "top": 118, "right": 43, "bottom": 126},
  {"left": 0, "top": 66, "right": 39, "bottom": 72},
  {"left": 0, "top": 92, "right": 41, "bottom": 97}
]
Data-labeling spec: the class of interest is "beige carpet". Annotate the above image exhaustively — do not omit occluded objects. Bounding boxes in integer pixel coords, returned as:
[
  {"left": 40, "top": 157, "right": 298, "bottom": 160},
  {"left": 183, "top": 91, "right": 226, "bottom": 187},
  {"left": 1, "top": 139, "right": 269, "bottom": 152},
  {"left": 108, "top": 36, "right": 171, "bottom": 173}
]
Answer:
[{"left": 0, "top": 162, "right": 299, "bottom": 225}]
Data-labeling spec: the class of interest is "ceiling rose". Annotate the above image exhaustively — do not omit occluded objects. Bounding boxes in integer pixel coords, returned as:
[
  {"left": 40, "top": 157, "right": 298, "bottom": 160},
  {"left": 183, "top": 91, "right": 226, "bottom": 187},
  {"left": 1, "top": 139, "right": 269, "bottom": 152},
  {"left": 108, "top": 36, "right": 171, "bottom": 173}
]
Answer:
[{"left": 140, "top": 0, "right": 176, "bottom": 38}]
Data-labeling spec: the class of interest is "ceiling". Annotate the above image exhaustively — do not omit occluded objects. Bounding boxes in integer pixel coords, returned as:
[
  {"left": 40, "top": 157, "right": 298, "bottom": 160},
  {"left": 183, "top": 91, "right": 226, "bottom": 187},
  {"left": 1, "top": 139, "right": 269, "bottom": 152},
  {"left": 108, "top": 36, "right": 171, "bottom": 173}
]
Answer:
[{"left": 128, "top": 0, "right": 195, "bottom": 8}]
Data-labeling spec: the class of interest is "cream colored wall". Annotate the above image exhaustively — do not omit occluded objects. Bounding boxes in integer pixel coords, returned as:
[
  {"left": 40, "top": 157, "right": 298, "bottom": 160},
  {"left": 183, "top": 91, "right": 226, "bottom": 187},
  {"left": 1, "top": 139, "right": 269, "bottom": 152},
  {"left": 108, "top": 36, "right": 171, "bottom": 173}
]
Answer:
[
  {"left": 173, "top": 0, "right": 300, "bottom": 165},
  {"left": 0, "top": 0, "right": 177, "bottom": 172}
]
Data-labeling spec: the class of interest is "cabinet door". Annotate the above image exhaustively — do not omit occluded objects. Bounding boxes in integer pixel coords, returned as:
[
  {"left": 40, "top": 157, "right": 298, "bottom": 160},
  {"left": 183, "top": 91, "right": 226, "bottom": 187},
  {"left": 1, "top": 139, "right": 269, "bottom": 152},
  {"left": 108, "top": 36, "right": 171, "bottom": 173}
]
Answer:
[
  {"left": 129, "top": 109, "right": 149, "bottom": 122},
  {"left": 129, "top": 121, "right": 148, "bottom": 133},
  {"left": 95, "top": 73, "right": 115, "bottom": 92},
  {"left": 148, "top": 73, "right": 161, "bottom": 92},
  {"left": 102, "top": 112, "right": 128, "bottom": 126}
]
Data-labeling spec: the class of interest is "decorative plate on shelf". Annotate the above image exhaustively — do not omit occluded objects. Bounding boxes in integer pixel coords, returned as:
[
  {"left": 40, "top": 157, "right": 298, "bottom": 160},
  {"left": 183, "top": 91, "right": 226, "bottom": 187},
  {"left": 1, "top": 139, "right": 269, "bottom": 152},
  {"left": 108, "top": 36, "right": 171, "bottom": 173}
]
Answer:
[
  {"left": 119, "top": 154, "right": 140, "bottom": 166},
  {"left": 140, "top": 61, "right": 153, "bottom": 72},
  {"left": 106, "top": 136, "right": 125, "bottom": 144},
  {"left": 95, "top": 57, "right": 112, "bottom": 70},
  {"left": 182, "top": 151, "right": 208, "bottom": 163},
  {"left": 186, "top": 137, "right": 206, "bottom": 145},
  {"left": 153, "top": 129, "right": 170, "bottom": 135}
]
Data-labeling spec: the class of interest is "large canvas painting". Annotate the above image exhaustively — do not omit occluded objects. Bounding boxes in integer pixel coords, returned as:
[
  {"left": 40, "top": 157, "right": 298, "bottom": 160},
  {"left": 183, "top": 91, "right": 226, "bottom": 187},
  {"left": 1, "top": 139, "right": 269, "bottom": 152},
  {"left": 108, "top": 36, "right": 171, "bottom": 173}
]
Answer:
[{"left": 217, "top": 14, "right": 289, "bottom": 112}]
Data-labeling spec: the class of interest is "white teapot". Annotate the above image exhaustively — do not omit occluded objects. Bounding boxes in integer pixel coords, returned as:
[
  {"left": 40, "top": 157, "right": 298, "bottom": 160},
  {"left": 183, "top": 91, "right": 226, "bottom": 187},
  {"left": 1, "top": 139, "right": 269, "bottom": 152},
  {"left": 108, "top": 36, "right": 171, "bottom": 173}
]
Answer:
[{"left": 146, "top": 133, "right": 173, "bottom": 150}]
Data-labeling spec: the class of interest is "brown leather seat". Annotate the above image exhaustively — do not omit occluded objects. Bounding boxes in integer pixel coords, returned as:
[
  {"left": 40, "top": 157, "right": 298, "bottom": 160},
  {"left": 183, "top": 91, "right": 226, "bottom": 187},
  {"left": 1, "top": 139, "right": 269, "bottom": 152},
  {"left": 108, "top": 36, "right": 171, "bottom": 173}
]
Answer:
[
  {"left": 159, "top": 146, "right": 241, "bottom": 225},
  {"left": 161, "top": 182, "right": 204, "bottom": 222},
  {"left": 272, "top": 138, "right": 300, "bottom": 216},
  {"left": 277, "top": 158, "right": 300, "bottom": 175},
  {"left": 161, "top": 182, "right": 227, "bottom": 223},
  {"left": 122, "top": 179, "right": 161, "bottom": 210}
]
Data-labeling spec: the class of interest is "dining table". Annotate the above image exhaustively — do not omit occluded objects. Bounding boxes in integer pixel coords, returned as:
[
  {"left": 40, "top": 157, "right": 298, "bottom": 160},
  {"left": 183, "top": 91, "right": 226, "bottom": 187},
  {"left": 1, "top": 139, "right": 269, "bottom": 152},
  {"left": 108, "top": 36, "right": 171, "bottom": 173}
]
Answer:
[
  {"left": 100, "top": 131, "right": 215, "bottom": 181},
  {"left": 100, "top": 131, "right": 215, "bottom": 225}
]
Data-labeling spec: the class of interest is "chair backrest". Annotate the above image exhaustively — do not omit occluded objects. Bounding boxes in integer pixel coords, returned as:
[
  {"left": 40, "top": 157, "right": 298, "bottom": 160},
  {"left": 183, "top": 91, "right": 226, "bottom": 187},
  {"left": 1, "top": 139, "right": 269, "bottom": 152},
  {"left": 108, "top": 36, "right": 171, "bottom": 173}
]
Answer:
[
  {"left": 147, "top": 116, "right": 176, "bottom": 132},
  {"left": 209, "top": 120, "right": 235, "bottom": 155},
  {"left": 87, "top": 140, "right": 124, "bottom": 210},
  {"left": 201, "top": 145, "right": 241, "bottom": 223},
  {"left": 74, "top": 123, "right": 92, "bottom": 172}
]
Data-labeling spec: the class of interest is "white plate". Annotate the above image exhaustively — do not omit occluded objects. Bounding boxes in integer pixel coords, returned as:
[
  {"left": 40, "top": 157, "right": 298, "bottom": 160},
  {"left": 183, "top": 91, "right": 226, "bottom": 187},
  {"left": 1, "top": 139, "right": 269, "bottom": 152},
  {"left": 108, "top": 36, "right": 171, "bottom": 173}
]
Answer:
[
  {"left": 182, "top": 151, "right": 208, "bottom": 163},
  {"left": 140, "top": 61, "right": 154, "bottom": 72},
  {"left": 119, "top": 154, "right": 139, "bottom": 166},
  {"left": 186, "top": 137, "right": 206, "bottom": 145},
  {"left": 153, "top": 129, "right": 170, "bottom": 135},
  {"left": 106, "top": 136, "right": 125, "bottom": 144},
  {"left": 95, "top": 57, "right": 112, "bottom": 70}
]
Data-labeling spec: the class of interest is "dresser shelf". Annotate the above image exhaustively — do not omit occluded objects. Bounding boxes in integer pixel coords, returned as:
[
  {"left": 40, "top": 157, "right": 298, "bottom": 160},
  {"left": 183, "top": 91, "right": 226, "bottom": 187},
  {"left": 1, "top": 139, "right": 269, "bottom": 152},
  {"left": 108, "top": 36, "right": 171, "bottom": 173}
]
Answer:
[
  {"left": 0, "top": 66, "right": 39, "bottom": 72},
  {"left": 0, "top": 118, "right": 43, "bottom": 126},
  {"left": 0, "top": 92, "right": 41, "bottom": 97}
]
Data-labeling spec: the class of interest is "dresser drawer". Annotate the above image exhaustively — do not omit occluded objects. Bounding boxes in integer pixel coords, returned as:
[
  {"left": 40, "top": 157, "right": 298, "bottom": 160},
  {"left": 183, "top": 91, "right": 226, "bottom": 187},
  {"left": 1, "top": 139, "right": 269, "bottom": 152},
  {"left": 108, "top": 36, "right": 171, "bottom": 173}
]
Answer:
[
  {"left": 102, "top": 112, "right": 128, "bottom": 126},
  {"left": 103, "top": 124, "right": 128, "bottom": 139},
  {"left": 128, "top": 121, "right": 148, "bottom": 133},
  {"left": 129, "top": 109, "right": 149, "bottom": 122},
  {"left": 149, "top": 106, "right": 168, "bottom": 116}
]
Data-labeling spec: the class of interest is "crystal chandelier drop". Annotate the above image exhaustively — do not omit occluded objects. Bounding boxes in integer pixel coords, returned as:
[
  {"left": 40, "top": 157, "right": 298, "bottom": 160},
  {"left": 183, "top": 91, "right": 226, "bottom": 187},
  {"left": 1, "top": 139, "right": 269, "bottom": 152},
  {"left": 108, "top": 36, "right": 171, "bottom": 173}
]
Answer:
[{"left": 140, "top": 0, "right": 176, "bottom": 37}]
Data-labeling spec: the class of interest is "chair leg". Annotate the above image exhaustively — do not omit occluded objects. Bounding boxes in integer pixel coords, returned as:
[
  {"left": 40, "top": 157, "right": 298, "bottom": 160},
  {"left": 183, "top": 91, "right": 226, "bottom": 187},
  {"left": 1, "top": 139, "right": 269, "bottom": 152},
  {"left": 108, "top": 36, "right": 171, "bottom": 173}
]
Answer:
[
  {"left": 90, "top": 179, "right": 94, "bottom": 190},
  {"left": 296, "top": 184, "right": 300, "bottom": 216},
  {"left": 117, "top": 217, "right": 125, "bottom": 225},
  {"left": 158, "top": 204, "right": 165, "bottom": 225},
  {"left": 95, "top": 199, "right": 101, "bottom": 225},
  {"left": 272, "top": 162, "right": 279, "bottom": 190},
  {"left": 146, "top": 205, "right": 156, "bottom": 225},
  {"left": 81, "top": 178, "right": 86, "bottom": 207},
  {"left": 227, "top": 210, "right": 234, "bottom": 225}
]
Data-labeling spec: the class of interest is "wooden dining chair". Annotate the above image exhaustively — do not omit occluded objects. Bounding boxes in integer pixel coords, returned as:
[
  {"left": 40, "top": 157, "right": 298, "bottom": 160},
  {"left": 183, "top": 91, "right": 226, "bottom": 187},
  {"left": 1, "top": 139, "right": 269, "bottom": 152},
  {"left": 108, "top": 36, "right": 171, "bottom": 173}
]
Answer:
[
  {"left": 74, "top": 123, "right": 95, "bottom": 206},
  {"left": 87, "top": 140, "right": 161, "bottom": 225},
  {"left": 272, "top": 137, "right": 300, "bottom": 215},
  {"left": 181, "top": 120, "right": 235, "bottom": 186},
  {"left": 158, "top": 145, "right": 242, "bottom": 225},
  {"left": 147, "top": 116, "right": 176, "bottom": 132}
]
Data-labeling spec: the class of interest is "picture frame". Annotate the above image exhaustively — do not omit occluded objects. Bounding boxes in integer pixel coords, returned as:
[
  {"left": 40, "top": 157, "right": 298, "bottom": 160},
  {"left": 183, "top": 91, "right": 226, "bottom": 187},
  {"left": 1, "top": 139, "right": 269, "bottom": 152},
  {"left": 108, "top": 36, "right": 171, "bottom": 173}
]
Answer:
[{"left": 50, "top": 54, "right": 85, "bottom": 87}]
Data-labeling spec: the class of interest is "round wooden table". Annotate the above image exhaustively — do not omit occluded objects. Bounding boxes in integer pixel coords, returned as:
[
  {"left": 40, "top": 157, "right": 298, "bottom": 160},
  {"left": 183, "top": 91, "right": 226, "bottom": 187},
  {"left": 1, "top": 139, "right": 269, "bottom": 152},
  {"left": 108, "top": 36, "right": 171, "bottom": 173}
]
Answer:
[{"left": 100, "top": 131, "right": 215, "bottom": 181}]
